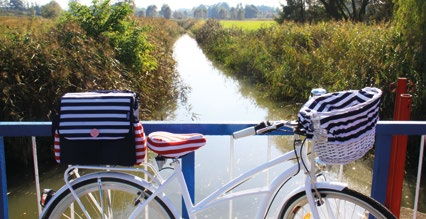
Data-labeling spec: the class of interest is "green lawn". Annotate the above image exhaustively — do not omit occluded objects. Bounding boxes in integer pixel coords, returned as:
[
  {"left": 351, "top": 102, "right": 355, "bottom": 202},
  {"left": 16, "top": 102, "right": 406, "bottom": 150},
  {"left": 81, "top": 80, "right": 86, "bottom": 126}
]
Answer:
[{"left": 220, "top": 20, "right": 277, "bottom": 30}]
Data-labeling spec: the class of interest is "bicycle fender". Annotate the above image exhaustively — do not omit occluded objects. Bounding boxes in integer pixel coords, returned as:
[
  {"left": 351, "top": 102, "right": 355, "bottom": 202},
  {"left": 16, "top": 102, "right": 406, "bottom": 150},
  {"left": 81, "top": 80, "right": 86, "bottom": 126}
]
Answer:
[{"left": 289, "top": 181, "right": 347, "bottom": 199}]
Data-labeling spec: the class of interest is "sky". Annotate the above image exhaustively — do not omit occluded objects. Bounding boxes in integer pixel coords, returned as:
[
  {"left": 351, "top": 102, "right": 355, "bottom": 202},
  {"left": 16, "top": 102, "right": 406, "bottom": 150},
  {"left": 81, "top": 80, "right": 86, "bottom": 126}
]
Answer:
[{"left": 34, "top": 0, "right": 283, "bottom": 10}]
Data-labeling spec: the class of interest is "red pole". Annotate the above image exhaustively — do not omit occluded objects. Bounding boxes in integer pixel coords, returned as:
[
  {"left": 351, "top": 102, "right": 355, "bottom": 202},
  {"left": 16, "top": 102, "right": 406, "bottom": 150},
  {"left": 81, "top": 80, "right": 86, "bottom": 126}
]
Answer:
[
  {"left": 390, "top": 78, "right": 407, "bottom": 119},
  {"left": 385, "top": 78, "right": 412, "bottom": 217}
]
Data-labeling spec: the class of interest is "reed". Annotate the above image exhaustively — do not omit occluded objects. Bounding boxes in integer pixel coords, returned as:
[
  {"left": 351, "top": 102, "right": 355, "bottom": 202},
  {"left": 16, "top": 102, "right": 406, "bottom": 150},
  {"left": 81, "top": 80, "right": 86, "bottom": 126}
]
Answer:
[{"left": 194, "top": 20, "right": 423, "bottom": 120}]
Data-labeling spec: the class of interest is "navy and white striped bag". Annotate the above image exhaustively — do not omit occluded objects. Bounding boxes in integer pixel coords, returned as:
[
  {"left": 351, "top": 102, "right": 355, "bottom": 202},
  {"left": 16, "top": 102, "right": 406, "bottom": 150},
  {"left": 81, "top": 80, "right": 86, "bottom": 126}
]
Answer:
[
  {"left": 53, "top": 91, "right": 146, "bottom": 166},
  {"left": 298, "top": 87, "right": 382, "bottom": 164}
]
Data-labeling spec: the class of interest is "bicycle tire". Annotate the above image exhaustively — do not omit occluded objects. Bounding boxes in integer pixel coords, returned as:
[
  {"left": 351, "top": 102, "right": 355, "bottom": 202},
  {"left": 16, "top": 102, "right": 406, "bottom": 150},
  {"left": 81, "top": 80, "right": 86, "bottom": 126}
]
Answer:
[
  {"left": 278, "top": 188, "right": 396, "bottom": 219},
  {"left": 40, "top": 174, "right": 175, "bottom": 219}
]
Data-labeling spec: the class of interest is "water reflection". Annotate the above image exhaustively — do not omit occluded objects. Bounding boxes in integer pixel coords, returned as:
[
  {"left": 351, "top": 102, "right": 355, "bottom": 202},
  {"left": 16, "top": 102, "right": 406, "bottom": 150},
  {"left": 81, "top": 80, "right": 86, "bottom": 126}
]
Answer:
[{"left": 171, "top": 34, "right": 268, "bottom": 122}]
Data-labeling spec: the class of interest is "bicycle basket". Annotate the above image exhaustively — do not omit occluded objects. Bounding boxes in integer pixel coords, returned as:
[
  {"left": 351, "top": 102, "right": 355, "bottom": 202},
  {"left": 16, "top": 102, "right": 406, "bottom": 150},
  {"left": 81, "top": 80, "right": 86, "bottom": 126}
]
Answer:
[{"left": 298, "top": 87, "right": 382, "bottom": 165}]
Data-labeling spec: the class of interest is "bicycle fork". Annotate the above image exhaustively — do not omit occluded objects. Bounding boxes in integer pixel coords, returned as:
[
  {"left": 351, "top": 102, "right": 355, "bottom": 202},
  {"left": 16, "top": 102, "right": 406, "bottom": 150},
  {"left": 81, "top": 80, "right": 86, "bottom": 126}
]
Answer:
[
  {"left": 304, "top": 176, "right": 323, "bottom": 219},
  {"left": 295, "top": 134, "right": 325, "bottom": 219}
]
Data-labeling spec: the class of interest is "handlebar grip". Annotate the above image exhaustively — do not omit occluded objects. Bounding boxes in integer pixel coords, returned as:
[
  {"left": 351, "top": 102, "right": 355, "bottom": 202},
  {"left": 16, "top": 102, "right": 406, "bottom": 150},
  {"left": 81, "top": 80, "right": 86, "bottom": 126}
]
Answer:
[{"left": 232, "top": 126, "right": 256, "bottom": 139}]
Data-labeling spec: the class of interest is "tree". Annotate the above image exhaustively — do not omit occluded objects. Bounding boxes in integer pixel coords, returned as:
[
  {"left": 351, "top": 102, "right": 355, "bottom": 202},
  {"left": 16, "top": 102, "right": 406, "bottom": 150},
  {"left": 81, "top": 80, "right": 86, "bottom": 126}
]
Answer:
[
  {"left": 245, "top": 5, "right": 258, "bottom": 19},
  {"left": 40, "top": 1, "right": 62, "bottom": 18},
  {"left": 172, "top": 10, "right": 182, "bottom": 19},
  {"left": 194, "top": 6, "right": 207, "bottom": 19},
  {"left": 276, "top": 0, "right": 393, "bottom": 22},
  {"left": 207, "top": 4, "right": 219, "bottom": 18},
  {"left": 31, "top": 4, "right": 42, "bottom": 15},
  {"left": 10, "top": 0, "right": 25, "bottom": 10},
  {"left": 135, "top": 8, "right": 145, "bottom": 17},
  {"left": 256, "top": 5, "right": 280, "bottom": 18},
  {"left": 218, "top": 8, "right": 228, "bottom": 19},
  {"left": 275, "top": 0, "right": 305, "bottom": 23},
  {"left": 0, "top": 0, "right": 9, "bottom": 8},
  {"left": 160, "top": 4, "right": 171, "bottom": 19},
  {"left": 146, "top": 5, "right": 157, "bottom": 17},
  {"left": 207, "top": 3, "right": 230, "bottom": 19},
  {"left": 229, "top": 7, "right": 237, "bottom": 19},
  {"left": 236, "top": 3, "right": 244, "bottom": 20},
  {"left": 123, "top": 0, "right": 135, "bottom": 11},
  {"left": 366, "top": 0, "right": 394, "bottom": 21},
  {"left": 305, "top": 0, "right": 330, "bottom": 22},
  {"left": 316, "top": 0, "right": 370, "bottom": 21}
]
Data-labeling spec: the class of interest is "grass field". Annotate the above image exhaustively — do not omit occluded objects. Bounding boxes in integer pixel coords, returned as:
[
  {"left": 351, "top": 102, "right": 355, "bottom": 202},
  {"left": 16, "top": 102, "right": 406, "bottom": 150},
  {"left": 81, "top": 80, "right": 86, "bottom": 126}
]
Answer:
[
  {"left": 0, "top": 16, "right": 36, "bottom": 26},
  {"left": 220, "top": 20, "right": 277, "bottom": 30},
  {"left": 0, "top": 16, "right": 54, "bottom": 32}
]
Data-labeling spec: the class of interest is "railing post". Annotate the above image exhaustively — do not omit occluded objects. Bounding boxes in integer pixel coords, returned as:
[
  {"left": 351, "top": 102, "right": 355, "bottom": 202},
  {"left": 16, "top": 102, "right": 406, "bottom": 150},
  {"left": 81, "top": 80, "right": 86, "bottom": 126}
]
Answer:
[
  {"left": 371, "top": 128, "right": 393, "bottom": 204},
  {"left": 386, "top": 78, "right": 412, "bottom": 217},
  {"left": 0, "top": 136, "right": 9, "bottom": 219},
  {"left": 182, "top": 152, "right": 195, "bottom": 218}
]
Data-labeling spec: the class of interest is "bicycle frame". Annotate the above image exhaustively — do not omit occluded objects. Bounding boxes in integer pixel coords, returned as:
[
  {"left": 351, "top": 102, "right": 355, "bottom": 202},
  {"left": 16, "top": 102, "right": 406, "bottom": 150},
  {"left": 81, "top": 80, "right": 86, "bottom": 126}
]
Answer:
[
  {"left": 59, "top": 135, "right": 349, "bottom": 219},
  {"left": 127, "top": 135, "right": 347, "bottom": 219}
]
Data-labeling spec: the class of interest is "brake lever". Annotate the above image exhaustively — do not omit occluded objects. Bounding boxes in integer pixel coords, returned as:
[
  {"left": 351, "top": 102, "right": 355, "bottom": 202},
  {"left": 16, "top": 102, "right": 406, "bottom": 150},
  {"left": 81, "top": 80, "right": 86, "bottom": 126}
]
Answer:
[{"left": 256, "top": 121, "right": 284, "bottom": 134}]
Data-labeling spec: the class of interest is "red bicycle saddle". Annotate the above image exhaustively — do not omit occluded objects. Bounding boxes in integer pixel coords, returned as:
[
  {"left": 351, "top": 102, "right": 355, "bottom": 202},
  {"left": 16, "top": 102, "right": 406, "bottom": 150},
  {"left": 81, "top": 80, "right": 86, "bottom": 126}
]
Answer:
[{"left": 147, "top": 131, "right": 206, "bottom": 158}]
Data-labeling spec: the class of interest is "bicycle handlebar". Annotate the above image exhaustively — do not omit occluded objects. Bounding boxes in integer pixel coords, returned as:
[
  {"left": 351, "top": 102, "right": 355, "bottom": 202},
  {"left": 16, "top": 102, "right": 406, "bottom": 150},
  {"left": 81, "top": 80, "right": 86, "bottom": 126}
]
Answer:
[
  {"left": 232, "top": 126, "right": 256, "bottom": 139},
  {"left": 232, "top": 120, "right": 298, "bottom": 139}
]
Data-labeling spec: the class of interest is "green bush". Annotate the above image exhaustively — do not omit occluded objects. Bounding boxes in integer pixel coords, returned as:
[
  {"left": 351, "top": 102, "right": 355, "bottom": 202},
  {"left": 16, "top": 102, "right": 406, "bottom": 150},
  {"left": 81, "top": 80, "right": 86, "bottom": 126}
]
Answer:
[
  {"left": 63, "top": 0, "right": 157, "bottom": 73},
  {"left": 0, "top": 5, "right": 184, "bottom": 165}
]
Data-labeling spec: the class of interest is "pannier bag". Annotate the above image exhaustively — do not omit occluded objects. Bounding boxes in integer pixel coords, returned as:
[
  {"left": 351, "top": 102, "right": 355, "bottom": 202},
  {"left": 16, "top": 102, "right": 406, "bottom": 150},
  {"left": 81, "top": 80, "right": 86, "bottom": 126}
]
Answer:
[
  {"left": 298, "top": 87, "right": 382, "bottom": 165},
  {"left": 53, "top": 91, "right": 146, "bottom": 166}
]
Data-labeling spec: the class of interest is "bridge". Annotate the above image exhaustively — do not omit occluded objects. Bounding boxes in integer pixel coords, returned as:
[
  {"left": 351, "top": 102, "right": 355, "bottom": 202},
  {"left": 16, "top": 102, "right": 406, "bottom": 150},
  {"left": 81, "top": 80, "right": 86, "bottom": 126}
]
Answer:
[{"left": 1, "top": 121, "right": 425, "bottom": 218}]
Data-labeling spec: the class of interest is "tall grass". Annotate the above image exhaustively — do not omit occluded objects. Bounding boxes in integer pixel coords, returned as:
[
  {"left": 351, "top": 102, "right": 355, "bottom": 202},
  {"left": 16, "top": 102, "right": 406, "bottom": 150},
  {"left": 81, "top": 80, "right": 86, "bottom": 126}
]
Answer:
[
  {"left": 1, "top": 17, "right": 183, "bottom": 121},
  {"left": 194, "top": 20, "right": 423, "bottom": 120}
]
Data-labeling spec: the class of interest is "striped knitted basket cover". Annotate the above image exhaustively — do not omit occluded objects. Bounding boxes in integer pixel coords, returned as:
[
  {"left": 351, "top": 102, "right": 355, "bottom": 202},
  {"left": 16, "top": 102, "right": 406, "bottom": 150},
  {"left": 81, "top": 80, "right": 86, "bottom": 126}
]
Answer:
[
  {"left": 147, "top": 132, "right": 206, "bottom": 158},
  {"left": 298, "top": 87, "right": 382, "bottom": 165}
]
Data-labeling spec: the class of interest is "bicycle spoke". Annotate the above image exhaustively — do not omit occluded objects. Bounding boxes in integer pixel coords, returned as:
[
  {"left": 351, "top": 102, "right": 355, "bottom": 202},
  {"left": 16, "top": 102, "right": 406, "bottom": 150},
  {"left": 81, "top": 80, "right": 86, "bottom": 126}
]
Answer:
[{"left": 323, "top": 198, "right": 335, "bottom": 218}]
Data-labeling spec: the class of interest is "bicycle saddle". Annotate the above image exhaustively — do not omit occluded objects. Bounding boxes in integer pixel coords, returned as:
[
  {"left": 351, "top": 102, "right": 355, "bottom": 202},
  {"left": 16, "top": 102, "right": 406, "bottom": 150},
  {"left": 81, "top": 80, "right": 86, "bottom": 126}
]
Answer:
[{"left": 147, "top": 131, "right": 206, "bottom": 158}]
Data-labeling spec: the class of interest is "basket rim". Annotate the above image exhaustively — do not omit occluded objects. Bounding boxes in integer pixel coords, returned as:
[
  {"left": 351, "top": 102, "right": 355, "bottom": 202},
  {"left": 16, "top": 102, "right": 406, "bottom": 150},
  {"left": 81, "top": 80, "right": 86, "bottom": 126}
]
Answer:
[{"left": 300, "top": 87, "right": 382, "bottom": 116}]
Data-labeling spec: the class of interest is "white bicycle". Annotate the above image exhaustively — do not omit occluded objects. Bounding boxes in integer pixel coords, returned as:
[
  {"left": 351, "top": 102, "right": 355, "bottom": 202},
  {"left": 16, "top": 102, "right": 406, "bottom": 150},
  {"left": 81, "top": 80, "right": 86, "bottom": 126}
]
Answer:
[{"left": 40, "top": 88, "right": 396, "bottom": 219}]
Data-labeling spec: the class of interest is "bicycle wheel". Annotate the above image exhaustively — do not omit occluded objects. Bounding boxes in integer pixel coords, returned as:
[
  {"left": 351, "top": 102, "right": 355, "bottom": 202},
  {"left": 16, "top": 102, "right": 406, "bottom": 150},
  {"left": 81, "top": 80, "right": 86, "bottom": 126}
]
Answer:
[
  {"left": 278, "top": 188, "right": 396, "bottom": 219},
  {"left": 40, "top": 173, "right": 175, "bottom": 219}
]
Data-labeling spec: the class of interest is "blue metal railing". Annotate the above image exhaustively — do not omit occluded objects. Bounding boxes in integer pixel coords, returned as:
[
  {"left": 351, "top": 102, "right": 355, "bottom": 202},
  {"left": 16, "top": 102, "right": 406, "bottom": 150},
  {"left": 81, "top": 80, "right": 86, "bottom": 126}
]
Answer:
[
  {"left": 1, "top": 121, "right": 425, "bottom": 218},
  {"left": 0, "top": 121, "right": 259, "bottom": 218},
  {"left": 371, "top": 121, "right": 426, "bottom": 204}
]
